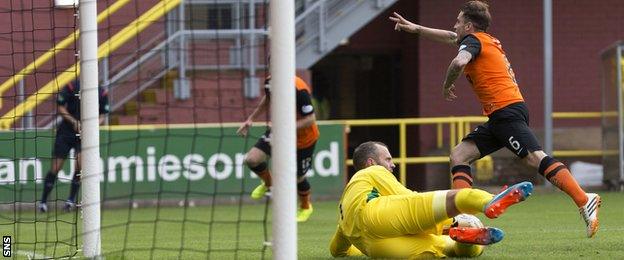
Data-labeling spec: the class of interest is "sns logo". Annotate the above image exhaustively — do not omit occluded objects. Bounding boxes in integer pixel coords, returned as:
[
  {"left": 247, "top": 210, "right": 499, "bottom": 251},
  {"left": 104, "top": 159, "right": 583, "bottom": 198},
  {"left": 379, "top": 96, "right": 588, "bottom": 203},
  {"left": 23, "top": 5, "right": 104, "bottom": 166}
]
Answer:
[{"left": 2, "top": 236, "right": 10, "bottom": 257}]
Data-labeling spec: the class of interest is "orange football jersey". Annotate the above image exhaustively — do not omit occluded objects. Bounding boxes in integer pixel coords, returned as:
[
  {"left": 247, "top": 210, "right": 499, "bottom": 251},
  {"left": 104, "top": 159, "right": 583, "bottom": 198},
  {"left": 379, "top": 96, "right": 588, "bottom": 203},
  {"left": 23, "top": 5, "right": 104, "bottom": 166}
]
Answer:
[{"left": 463, "top": 32, "right": 524, "bottom": 115}]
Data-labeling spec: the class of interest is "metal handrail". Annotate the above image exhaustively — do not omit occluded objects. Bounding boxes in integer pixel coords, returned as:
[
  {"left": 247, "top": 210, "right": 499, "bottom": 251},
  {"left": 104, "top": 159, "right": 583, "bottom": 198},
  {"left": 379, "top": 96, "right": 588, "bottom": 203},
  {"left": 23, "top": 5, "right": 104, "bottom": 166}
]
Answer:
[
  {"left": 340, "top": 112, "right": 618, "bottom": 185},
  {"left": 0, "top": 0, "right": 182, "bottom": 129},
  {"left": 0, "top": 0, "right": 133, "bottom": 108}
]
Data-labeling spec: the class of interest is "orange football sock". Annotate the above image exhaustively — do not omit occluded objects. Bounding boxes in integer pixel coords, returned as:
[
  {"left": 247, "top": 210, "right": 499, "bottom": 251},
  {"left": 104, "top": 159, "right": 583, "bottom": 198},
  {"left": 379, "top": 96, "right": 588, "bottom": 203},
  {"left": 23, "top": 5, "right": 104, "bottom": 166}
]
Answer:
[
  {"left": 539, "top": 157, "right": 587, "bottom": 207},
  {"left": 257, "top": 169, "right": 272, "bottom": 187},
  {"left": 452, "top": 165, "right": 474, "bottom": 189},
  {"left": 298, "top": 190, "right": 311, "bottom": 209}
]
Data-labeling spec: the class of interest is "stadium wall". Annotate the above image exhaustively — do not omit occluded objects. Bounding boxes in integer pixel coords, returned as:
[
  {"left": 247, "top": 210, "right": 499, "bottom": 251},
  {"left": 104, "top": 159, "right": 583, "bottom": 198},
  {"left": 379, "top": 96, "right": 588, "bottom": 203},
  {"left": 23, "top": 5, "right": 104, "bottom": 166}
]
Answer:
[
  {"left": 332, "top": 0, "right": 623, "bottom": 149},
  {"left": 319, "top": 0, "right": 623, "bottom": 188}
]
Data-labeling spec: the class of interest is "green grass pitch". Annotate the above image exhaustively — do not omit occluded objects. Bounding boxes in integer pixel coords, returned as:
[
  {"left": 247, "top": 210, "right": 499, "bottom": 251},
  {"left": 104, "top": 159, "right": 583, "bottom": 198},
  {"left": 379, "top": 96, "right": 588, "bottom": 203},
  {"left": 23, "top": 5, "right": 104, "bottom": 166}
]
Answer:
[{"left": 1, "top": 191, "right": 623, "bottom": 259}]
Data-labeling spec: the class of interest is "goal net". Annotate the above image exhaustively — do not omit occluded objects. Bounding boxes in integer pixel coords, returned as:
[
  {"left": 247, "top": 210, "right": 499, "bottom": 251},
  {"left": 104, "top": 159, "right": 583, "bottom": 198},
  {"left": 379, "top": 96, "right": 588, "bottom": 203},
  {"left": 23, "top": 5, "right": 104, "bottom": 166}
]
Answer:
[{"left": 0, "top": 0, "right": 275, "bottom": 258}]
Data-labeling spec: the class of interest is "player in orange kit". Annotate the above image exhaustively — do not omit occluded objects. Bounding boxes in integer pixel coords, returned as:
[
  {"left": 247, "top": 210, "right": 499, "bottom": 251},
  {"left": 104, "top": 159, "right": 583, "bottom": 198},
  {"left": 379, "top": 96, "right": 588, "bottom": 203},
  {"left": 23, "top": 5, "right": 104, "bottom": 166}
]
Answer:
[
  {"left": 390, "top": 0, "right": 599, "bottom": 238},
  {"left": 237, "top": 76, "right": 319, "bottom": 222}
]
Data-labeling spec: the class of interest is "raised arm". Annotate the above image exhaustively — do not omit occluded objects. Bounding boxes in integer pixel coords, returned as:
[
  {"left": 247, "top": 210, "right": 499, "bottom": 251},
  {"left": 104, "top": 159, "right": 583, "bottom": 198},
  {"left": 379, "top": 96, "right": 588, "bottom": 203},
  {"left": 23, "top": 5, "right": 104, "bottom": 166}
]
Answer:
[
  {"left": 389, "top": 12, "right": 457, "bottom": 45},
  {"left": 236, "top": 95, "right": 269, "bottom": 136}
]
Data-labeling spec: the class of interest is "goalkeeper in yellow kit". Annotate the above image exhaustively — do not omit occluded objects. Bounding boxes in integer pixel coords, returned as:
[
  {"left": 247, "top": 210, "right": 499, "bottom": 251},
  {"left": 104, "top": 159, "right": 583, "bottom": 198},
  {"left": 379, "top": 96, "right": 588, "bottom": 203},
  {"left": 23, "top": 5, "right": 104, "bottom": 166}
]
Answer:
[{"left": 329, "top": 141, "right": 534, "bottom": 258}]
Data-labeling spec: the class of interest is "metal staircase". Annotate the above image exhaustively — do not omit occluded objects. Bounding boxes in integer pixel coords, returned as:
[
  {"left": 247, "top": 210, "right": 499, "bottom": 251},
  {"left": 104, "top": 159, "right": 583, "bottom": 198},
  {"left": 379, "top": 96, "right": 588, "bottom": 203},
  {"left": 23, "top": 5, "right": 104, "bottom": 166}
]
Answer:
[
  {"left": 6, "top": 0, "right": 399, "bottom": 128},
  {"left": 100, "top": 0, "right": 399, "bottom": 120},
  {"left": 295, "top": 0, "right": 398, "bottom": 69}
]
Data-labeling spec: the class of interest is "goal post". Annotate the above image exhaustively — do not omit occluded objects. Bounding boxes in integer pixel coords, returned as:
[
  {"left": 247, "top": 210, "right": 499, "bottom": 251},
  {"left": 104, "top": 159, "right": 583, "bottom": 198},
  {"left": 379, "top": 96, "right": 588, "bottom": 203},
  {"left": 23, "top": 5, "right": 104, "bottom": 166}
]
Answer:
[
  {"left": 79, "top": 0, "right": 101, "bottom": 257},
  {"left": 0, "top": 0, "right": 321, "bottom": 258},
  {"left": 269, "top": 0, "right": 298, "bottom": 258},
  {"left": 601, "top": 41, "right": 624, "bottom": 191}
]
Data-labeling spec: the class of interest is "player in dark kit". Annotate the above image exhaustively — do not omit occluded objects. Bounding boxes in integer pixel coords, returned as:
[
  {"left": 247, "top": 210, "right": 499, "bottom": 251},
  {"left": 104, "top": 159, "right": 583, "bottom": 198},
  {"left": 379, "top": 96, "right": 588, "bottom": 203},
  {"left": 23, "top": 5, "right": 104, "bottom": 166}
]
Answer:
[{"left": 38, "top": 80, "right": 109, "bottom": 212}]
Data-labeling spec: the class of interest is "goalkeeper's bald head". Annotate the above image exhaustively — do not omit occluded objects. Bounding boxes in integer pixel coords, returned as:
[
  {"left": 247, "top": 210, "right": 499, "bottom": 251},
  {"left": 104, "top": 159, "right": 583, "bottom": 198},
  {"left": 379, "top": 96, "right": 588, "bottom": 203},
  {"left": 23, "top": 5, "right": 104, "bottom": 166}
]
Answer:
[{"left": 353, "top": 141, "right": 394, "bottom": 172}]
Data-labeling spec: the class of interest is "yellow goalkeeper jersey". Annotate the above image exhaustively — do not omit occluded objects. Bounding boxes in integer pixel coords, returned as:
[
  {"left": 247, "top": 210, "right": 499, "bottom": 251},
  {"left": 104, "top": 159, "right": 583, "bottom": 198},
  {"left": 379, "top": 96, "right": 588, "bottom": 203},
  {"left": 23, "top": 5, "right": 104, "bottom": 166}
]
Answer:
[{"left": 338, "top": 165, "right": 413, "bottom": 237}]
